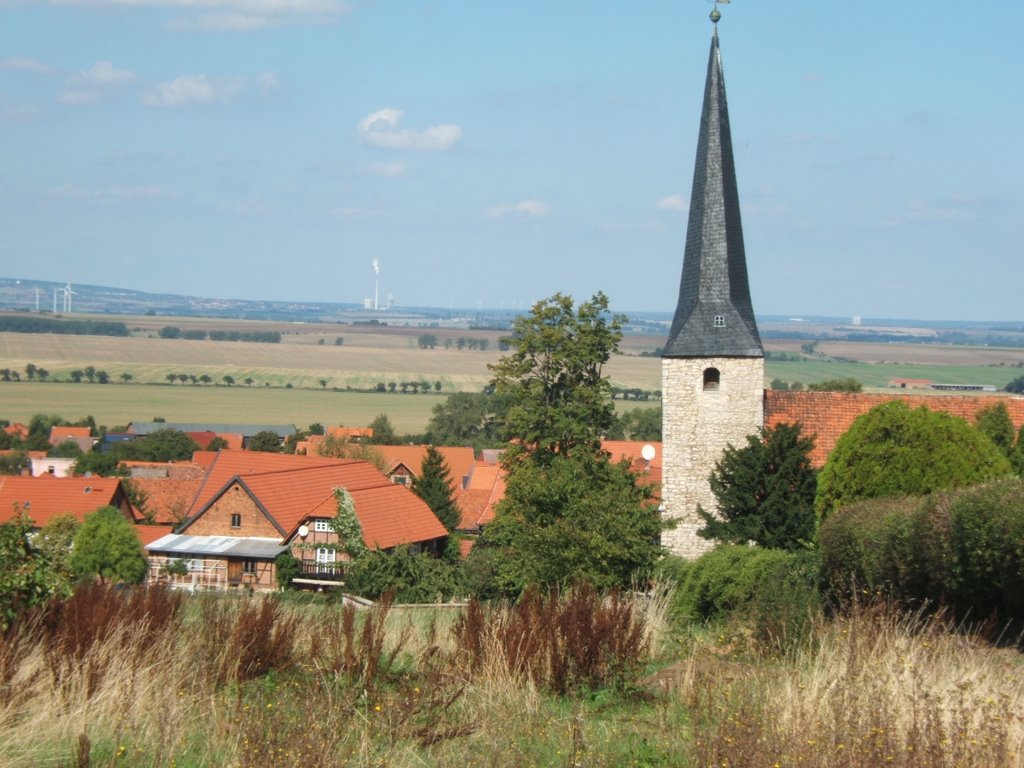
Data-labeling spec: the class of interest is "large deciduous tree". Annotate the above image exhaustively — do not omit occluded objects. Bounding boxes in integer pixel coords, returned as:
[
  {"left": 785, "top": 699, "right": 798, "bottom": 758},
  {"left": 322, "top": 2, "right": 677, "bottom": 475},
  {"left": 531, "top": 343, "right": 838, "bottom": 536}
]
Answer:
[
  {"left": 475, "top": 292, "right": 667, "bottom": 594},
  {"left": 490, "top": 292, "right": 623, "bottom": 460},
  {"left": 816, "top": 401, "right": 1012, "bottom": 520},
  {"left": 69, "top": 506, "right": 148, "bottom": 584},
  {"left": 697, "top": 422, "right": 817, "bottom": 551}
]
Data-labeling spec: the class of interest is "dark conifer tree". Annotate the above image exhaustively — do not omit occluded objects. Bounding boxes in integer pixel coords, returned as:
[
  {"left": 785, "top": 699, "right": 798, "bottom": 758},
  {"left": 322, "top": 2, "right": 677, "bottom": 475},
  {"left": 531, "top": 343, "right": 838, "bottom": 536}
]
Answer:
[{"left": 411, "top": 446, "right": 460, "bottom": 532}]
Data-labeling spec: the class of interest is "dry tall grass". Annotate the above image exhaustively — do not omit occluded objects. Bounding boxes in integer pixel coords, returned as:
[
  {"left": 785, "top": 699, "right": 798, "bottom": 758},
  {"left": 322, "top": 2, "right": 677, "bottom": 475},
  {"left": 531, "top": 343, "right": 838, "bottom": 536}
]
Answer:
[
  {"left": 669, "top": 602, "right": 1024, "bottom": 767},
  {"left": 0, "top": 585, "right": 1020, "bottom": 767}
]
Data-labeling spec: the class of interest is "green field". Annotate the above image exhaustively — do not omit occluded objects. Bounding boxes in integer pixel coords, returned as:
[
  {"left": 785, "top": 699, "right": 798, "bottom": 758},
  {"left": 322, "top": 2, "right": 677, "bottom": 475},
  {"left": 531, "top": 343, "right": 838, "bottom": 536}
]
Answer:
[
  {"left": 766, "top": 360, "right": 1019, "bottom": 390},
  {"left": 0, "top": 381, "right": 445, "bottom": 434},
  {"left": 3, "top": 328, "right": 1019, "bottom": 431}
]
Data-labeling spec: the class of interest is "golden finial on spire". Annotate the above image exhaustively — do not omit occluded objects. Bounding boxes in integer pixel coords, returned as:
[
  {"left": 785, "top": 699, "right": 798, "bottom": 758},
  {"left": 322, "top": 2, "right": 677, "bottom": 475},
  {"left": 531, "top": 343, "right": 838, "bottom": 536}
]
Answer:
[{"left": 710, "top": 0, "right": 729, "bottom": 24}]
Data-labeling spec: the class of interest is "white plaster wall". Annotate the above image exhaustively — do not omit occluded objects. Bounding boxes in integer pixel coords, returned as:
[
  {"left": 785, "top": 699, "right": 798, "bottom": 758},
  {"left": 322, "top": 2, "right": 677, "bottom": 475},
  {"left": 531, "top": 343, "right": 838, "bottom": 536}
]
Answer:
[{"left": 661, "top": 357, "right": 764, "bottom": 558}]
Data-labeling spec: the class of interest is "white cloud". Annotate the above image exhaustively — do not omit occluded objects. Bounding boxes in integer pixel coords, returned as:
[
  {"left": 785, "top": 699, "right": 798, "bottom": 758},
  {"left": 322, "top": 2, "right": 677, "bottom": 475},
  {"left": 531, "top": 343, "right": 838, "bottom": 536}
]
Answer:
[
  {"left": 255, "top": 71, "right": 280, "bottom": 91},
  {"left": 487, "top": 199, "right": 550, "bottom": 219},
  {"left": 906, "top": 198, "right": 979, "bottom": 223},
  {"left": 358, "top": 108, "right": 461, "bottom": 152},
  {"left": 52, "top": 0, "right": 353, "bottom": 30},
  {"left": 1, "top": 57, "right": 55, "bottom": 74},
  {"left": 60, "top": 90, "right": 101, "bottom": 105},
  {"left": 144, "top": 74, "right": 238, "bottom": 106},
  {"left": 49, "top": 183, "right": 169, "bottom": 200},
  {"left": 367, "top": 161, "right": 408, "bottom": 177},
  {"left": 69, "top": 61, "right": 137, "bottom": 86},
  {"left": 655, "top": 194, "right": 687, "bottom": 211}
]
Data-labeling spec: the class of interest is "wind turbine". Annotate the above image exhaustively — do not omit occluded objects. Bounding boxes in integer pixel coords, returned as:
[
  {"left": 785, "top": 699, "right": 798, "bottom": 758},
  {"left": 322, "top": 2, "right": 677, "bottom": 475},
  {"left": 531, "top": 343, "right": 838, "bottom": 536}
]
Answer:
[{"left": 63, "top": 283, "right": 78, "bottom": 314}]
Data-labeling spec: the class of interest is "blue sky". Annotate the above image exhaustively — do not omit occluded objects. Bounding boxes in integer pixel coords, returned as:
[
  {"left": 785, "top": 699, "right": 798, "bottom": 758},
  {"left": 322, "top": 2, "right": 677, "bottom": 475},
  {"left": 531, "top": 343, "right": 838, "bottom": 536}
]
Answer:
[{"left": 1, "top": 1, "right": 1021, "bottom": 321}]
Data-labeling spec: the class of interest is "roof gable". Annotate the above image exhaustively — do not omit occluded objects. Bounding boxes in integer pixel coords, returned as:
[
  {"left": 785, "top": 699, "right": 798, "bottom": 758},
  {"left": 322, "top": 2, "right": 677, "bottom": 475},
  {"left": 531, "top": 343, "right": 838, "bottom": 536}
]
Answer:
[{"left": 0, "top": 476, "right": 134, "bottom": 527}]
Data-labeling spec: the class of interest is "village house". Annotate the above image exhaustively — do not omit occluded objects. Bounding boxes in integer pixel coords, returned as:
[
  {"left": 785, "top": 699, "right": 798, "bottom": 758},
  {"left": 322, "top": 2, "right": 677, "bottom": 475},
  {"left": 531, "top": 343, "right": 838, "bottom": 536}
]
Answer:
[
  {"left": 0, "top": 475, "right": 137, "bottom": 528},
  {"left": 145, "top": 451, "right": 447, "bottom": 591}
]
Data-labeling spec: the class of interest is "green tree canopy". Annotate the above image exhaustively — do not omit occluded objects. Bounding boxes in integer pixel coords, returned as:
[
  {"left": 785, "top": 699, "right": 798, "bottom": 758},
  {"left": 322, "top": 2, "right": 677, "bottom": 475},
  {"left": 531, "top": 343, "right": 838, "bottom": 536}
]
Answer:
[
  {"left": 816, "top": 401, "right": 1012, "bottom": 520},
  {"left": 974, "top": 401, "right": 1016, "bottom": 458},
  {"left": 477, "top": 450, "right": 666, "bottom": 594},
  {"left": 476, "top": 292, "right": 665, "bottom": 594},
  {"left": 69, "top": 506, "right": 148, "bottom": 584},
  {"left": 490, "top": 292, "right": 623, "bottom": 460},
  {"left": 807, "top": 378, "right": 863, "bottom": 393},
  {"left": 0, "top": 514, "right": 66, "bottom": 629},
  {"left": 697, "top": 422, "right": 818, "bottom": 551},
  {"left": 425, "top": 391, "right": 508, "bottom": 450},
  {"left": 247, "top": 430, "right": 283, "bottom": 453},
  {"left": 127, "top": 429, "right": 200, "bottom": 462},
  {"left": 366, "top": 413, "right": 398, "bottom": 444},
  {"left": 411, "top": 445, "right": 460, "bottom": 532}
]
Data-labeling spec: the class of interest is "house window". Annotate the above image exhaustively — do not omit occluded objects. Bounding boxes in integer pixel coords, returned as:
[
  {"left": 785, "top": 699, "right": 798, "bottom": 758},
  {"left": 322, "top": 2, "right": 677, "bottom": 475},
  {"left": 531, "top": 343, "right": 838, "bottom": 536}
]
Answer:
[
  {"left": 187, "top": 558, "right": 205, "bottom": 572},
  {"left": 392, "top": 475, "right": 409, "bottom": 486},
  {"left": 243, "top": 559, "right": 257, "bottom": 575},
  {"left": 315, "top": 548, "right": 336, "bottom": 564},
  {"left": 713, "top": 315, "right": 726, "bottom": 328},
  {"left": 313, "top": 519, "right": 333, "bottom": 533},
  {"left": 230, "top": 513, "right": 241, "bottom": 528},
  {"left": 703, "top": 367, "right": 721, "bottom": 392}
]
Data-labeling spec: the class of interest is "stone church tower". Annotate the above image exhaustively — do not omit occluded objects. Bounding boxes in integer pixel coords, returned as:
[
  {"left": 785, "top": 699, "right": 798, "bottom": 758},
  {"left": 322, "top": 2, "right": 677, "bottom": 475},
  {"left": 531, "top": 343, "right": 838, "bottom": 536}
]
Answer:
[{"left": 661, "top": 19, "right": 764, "bottom": 558}]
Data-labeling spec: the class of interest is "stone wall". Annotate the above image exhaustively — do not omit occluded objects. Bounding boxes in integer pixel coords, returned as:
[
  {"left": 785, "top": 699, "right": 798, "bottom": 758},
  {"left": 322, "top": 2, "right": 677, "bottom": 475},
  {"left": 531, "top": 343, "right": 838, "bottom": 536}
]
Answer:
[{"left": 661, "top": 356, "right": 764, "bottom": 558}]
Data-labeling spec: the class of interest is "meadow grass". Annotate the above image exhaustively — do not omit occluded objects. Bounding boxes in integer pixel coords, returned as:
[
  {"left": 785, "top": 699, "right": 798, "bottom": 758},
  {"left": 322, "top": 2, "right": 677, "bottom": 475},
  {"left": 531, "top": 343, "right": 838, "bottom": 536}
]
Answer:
[{"left": 2, "top": 585, "right": 1022, "bottom": 767}]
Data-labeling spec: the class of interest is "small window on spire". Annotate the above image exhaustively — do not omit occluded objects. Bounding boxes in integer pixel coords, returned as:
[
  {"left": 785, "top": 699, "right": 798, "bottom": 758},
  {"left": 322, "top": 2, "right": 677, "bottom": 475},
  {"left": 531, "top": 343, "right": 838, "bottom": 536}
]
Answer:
[
  {"left": 713, "top": 315, "right": 726, "bottom": 328},
  {"left": 703, "top": 367, "right": 721, "bottom": 392}
]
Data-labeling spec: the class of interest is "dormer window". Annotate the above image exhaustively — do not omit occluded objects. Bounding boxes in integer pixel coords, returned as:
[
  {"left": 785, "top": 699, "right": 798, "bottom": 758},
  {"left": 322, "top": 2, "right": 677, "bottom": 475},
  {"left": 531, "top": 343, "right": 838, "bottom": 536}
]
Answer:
[
  {"left": 703, "top": 367, "right": 721, "bottom": 392},
  {"left": 713, "top": 315, "right": 726, "bottom": 328}
]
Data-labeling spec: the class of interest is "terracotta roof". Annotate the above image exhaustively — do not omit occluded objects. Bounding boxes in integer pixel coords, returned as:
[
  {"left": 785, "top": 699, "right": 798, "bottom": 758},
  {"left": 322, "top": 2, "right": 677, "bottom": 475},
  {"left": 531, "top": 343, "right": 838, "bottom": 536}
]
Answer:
[
  {"left": 0, "top": 476, "right": 135, "bottom": 527},
  {"left": 372, "top": 445, "right": 477, "bottom": 490},
  {"left": 3, "top": 423, "right": 28, "bottom": 438},
  {"left": 233, "top": 462, "right": 394, "bottom": 535},
  {"left": 186, "top": 432, "right": 244, "bottom": 451},
  {"left": 602, "top": 440, "right": 663, "bottom": 470},
  {"left": 457, "top": 462, "right": 506, "bottom": 530},
  {"left": 49, "top": 425, "right": 91, "bottom": 442},
  {"left": 130, "top": 475, "right": 204, "bottom": 524},
  {"left": 184, "top": 459, "right": 447, "bottom": 550},
  {"left": 134, "top": 524, "right": 175, "bottom": 546},
  {"left": 187, "top": 451, "right": 346, "bottom": 516},
  {"left": 765, "top": 391, "right": 1024, "bottom": 467}
]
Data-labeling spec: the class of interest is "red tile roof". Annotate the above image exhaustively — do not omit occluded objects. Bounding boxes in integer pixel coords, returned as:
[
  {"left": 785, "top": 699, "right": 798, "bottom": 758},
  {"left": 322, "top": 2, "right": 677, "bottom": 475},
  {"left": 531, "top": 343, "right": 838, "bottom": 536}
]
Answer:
[
  {"left": 765, "top": 391, "right": 1024, "bottom": 467},
  {"left": 184, "top": 458, "right": 447, "bottom": 550},
  {"left": 602, "top": 440, "right": 663, "bottom": 469},
  {"left": 134, "top": 524, "right": 175, "bottom": 546},
  {"left": 49, "top": 425, "right": 91, "bottom": 442},
  {"left": 0, "top": 476, "right": 135, "bottom": 527},
  {"left": 129, "top": 476, "right": 204, "bottom": 524},
  {"left": 3, "top": 423, "right": 28, "bottom": 439},
  {"left": 457, "top": 463, "right": 505, "bottom": 530},
  {"left": 187, "top": 451, "right": 347, "bottom": 516},
  {"left": 371, "top": 445, "right": 477, "bottom": 490},
  {"left": 186, "top": 432, "right": 244, "bottom": 451}
]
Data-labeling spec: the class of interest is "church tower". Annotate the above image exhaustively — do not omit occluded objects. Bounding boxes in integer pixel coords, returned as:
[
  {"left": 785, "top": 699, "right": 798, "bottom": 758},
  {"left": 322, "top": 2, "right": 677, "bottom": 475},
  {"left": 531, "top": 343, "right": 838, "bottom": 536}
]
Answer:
[{"left": 661, "top": 13, "right": 764, "bottom": 557}]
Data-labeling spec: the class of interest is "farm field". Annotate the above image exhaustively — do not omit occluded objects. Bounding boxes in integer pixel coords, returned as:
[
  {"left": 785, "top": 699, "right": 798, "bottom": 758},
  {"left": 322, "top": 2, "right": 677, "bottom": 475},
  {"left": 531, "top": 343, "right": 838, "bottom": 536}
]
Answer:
[
  {"left": 3, "top": 324, "right": 1021, "bottom": 429},
  {"left": 0, "top": 381, "right": 663, "bottom": 434},
  {"left": 0, "top": 332, "right": 661, "bottom": 392}
]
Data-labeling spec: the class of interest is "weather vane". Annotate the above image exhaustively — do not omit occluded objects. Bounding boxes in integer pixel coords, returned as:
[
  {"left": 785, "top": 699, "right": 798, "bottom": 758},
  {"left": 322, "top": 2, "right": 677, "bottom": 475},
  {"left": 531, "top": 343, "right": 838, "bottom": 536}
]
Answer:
[{"left": 710, "top": 0, "right": 730, "bottom": 24}]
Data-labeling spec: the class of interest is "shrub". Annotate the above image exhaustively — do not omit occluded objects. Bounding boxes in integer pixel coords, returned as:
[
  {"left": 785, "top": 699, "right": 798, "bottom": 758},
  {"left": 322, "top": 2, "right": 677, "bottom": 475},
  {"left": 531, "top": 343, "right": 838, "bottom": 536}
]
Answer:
[
  {"left": 816, "top": 401, "right": 1012, "bottom": 519},
  {"left": 346, "top": 547, "right": 464, "bottom": 603},
  {"left": 669, "top": 545, "right": 821, "bottom": 631},
  {"left": 947, "top": 478, "right": 1024, "bottom": 622},
  {"left": 819, "top": 478, "right": 1024, "bottom": 628},
  {"left": 274, "top": 552, "right": 302, "bottom": 589},
  {"left": 817, "top": 495, "right": 941, "bottom": 607}
]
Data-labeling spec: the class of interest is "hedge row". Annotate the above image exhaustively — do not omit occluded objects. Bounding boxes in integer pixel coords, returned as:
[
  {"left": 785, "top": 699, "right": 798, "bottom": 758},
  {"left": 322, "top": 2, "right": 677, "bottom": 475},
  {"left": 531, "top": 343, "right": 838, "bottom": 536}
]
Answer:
[{"left": 819, "top": 477, "right": 1024, "bottom": 623}]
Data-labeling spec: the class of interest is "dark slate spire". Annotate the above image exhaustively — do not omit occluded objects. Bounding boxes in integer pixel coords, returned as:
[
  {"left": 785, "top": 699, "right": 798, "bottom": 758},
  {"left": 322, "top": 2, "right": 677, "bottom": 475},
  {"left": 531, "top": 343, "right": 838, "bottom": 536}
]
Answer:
[{"left": 663, "top": 26, "right": 763, "bottom": 359}]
